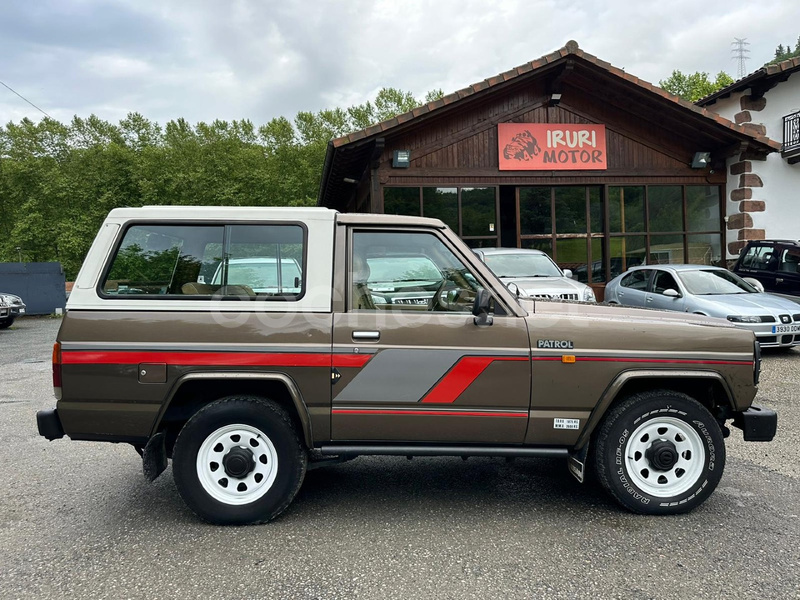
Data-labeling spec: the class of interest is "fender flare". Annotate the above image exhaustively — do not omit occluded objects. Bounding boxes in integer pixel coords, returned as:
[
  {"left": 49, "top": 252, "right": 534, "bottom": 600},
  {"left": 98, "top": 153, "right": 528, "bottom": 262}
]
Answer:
[
  {"left": 151, "top": 371, "right": 314, "bottom": 447},
  {"left": 574, "top": 369, "right": 734, "bottom": 450}
]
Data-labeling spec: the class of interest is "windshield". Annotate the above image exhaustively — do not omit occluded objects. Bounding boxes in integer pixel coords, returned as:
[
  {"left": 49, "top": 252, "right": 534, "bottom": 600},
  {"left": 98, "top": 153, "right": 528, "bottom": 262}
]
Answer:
[
  {"left": 367, "top": 256, "right": 442, "bottom": 283},
  {"left": 677, "top": 269, "right": 757, "bottom": 295},
  {"left": 483, "top": 253, "right": 563, "bottom": 278}
]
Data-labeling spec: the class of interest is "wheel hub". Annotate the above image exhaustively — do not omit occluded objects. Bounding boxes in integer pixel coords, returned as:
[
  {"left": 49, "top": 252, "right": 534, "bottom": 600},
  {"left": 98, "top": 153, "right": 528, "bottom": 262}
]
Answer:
[
  {"left": 645, "top": 439, "right": 679, "bottom": 471},
  {"left": 222, "top": 446, "right": 256, "bottom": 479}
]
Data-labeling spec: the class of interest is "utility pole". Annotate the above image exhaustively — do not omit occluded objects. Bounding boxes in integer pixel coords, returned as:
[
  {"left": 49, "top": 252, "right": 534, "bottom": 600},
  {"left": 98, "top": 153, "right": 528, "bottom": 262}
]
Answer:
[{"left": 732, "top": 38, "right": 750, "bottom": 79}]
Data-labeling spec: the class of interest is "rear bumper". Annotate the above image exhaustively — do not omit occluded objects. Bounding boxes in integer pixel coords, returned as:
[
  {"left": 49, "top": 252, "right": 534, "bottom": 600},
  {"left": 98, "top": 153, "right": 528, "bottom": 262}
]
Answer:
[
  {"left": 732, "top": 404, "right": 777, "bottom": 442},
  {"left": 36, "top": 409, "right": 65, "bottom": 440}
]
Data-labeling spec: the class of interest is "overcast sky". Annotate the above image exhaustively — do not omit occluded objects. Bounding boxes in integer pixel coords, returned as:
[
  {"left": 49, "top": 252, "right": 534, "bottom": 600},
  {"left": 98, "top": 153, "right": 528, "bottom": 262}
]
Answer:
[{"left": 2, "top": 0, "right": 799, "bottom": 127}]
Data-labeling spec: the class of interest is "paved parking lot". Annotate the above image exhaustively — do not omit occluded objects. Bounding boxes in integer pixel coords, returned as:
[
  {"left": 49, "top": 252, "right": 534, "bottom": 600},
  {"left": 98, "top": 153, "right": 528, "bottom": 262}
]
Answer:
[{"left": 1, "top": 317, "right": 798, "bottom": 599}]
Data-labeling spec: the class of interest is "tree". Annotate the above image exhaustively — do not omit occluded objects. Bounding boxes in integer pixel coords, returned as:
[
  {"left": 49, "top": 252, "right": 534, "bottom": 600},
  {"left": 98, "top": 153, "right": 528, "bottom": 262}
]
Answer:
[
  {"left": 0, "top": 87, "right": 443, "bottom": 278},
  {"left": 658, "top": 70, "right": 735, "bottom": 102},
  {"left": 767, "top": 35, "right": 800, "bottom": 65}
]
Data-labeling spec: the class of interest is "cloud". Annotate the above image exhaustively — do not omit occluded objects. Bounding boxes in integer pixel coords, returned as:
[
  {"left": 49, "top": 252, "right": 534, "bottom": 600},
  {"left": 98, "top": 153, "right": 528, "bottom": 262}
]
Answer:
[{"left": 1, "top": 0, "right": 799, "bottom": 126}]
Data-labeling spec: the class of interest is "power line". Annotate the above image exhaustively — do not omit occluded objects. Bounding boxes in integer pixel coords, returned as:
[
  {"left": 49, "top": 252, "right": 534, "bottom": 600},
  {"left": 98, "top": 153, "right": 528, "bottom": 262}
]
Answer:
[
  {"left": 0, "top": 79, "right": 52, "bottom": 118},
  {"left": 731, "top": 38, "right": 751, "bottom": 79}
]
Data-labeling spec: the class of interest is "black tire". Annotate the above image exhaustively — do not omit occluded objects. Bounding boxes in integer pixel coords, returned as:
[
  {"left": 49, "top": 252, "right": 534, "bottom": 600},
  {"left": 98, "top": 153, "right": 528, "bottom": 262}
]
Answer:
[
  {"left": 0, "top": 318, "right": 13, "bottom": 330},
  {"left": 594, "top": 390, "right": 725, "bottom": 515},
  {"left": 172, "top": 395, "right": 307, "bottom": 525}
]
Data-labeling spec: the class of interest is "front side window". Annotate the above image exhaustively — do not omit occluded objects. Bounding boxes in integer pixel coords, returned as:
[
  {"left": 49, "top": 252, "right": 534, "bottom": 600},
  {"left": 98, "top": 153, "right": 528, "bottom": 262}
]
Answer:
[
  {"left": 351, "top": 231, "right": 479, "bottom": 312},
  {"left": 652, "top": 271, "right": 679, "bottom": 294},
  {"left": 102, "top": 223, "right": 305, "bottom": 299}
]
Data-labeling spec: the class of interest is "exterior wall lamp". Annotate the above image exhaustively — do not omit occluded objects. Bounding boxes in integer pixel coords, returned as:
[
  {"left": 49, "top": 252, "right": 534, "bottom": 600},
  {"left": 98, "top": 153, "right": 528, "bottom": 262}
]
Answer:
[
  {"left": 392, "top": 150, "right": 411, "bottom": 168},
  {"left": 691, "top": 152, "right": 711, "bottom": 168}
]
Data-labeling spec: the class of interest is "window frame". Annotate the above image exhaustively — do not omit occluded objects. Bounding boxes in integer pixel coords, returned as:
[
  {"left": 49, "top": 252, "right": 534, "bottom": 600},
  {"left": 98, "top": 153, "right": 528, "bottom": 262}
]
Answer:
[{"left": 97, "top": 220, "right": 309, "bottom": 302}]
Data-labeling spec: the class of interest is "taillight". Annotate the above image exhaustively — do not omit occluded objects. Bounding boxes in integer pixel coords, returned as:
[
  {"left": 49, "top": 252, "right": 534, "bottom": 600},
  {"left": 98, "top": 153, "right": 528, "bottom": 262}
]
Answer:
[{"left": 52, "top": 342, "right": 62, "bottom": 399}]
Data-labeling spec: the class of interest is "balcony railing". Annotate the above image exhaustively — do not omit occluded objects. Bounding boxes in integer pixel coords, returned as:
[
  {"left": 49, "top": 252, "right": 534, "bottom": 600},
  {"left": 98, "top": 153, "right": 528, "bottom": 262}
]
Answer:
[{"left": 783, "top": 110, "right": 800, "bottom": 155}]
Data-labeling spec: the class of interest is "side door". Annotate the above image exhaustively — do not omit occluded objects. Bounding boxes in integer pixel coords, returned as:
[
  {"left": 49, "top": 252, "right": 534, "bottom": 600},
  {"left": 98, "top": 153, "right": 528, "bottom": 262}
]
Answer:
[
  {"left": 645, "top": 269, "right": 686, "bottom": 312},
  {"left": 774, "top": 246, "right": 800, "bottom": 297},
  {"left": 735, "top": 243, "right": 778, "bottom": 292},
  {"left": 614, "top": 269, "right": 652, "bottom": 307},
  {"left": 331, "top": 227, "right": 531, "bottom": 444}
]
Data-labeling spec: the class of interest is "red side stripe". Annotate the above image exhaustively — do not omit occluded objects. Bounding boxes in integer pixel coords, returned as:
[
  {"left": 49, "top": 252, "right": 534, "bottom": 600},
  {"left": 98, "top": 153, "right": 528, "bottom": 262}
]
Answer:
[
  {"left": 531, "top": 356, "right": 751, "bottom": 366},
  {"left": 62, "top": 350, "right": 371, "bottom": 368},
  {"left": 421, "top": 356, "right": 528, "bottom": 404},
  {"left": 332, "top": 409, "right": 527, "bottom": 418}
]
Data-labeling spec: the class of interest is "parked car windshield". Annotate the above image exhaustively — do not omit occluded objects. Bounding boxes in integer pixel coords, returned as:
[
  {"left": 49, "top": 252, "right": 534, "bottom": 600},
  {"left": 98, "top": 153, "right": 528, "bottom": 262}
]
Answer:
[
  {"left": 483, "top": 253, "right": 562, "bottom": 278},
  {"left": 677, "top": 269, "right": 756, "bottom": 295}
]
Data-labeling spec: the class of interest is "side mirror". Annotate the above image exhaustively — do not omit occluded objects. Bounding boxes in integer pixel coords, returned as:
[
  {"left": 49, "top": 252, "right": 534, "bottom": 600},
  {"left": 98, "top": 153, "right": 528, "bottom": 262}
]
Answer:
[
  {"left": 742, "top": 277, "right": 765, "bottom": 293},
  {"left": 507, "top": 282, "right": 520, "bottom": 297},
  {"left": 662, "top": 288, "right": 681, "bottom": 298},
  {"left": 472, "top": 288, "right": 494, "bottom": 326},
  {"left": 563, "top": 269, "right": 573, "bottom": 279}
]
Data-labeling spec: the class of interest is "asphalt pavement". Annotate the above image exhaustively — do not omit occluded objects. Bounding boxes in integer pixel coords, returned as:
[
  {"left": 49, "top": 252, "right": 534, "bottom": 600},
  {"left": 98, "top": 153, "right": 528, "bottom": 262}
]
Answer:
[{"left": 1, "top": 317, "right": 798, "bottom": 600}]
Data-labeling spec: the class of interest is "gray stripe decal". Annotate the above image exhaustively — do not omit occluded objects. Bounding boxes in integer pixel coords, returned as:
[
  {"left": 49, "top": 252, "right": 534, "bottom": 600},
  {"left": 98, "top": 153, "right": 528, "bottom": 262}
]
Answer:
[{"left": 334, "top": 349, "right": 464, "bottom": 404}]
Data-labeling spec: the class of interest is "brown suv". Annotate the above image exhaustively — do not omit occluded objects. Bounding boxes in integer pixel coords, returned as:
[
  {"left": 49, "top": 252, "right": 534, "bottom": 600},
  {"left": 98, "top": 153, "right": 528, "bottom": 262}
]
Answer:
[{"left": 36, "top": 207, "right": 776, "bottom": 524}]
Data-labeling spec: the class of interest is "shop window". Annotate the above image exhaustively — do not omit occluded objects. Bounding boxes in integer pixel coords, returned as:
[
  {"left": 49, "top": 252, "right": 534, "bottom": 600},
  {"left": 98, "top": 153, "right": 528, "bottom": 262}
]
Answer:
[
  {"left": 384, "top": 187, "right": 420, "bottom": 216},
  {"left": 556, "top": 238, "right": 589, "bottom": 282},
  {"left": 555, "top": 188, "right": 587, "bottom": 234},
  {"left": 519, "top": 188, "right": 551, "bottom": 235},
  {"left": 521, "top": 238, "right": 553, "bottom": 256},
  {"left": 687, "top": 187, "right": 721, "bottom": 232},
  {"left": 423, "top": 187, "right": 458, "bottom": 230},
  {"left": 608, "top": 186, "right": 645, "bottom": 233},
  {"left": 609, "top": 235, "right": 646, "bottom": 278},
  {"left": 589, "top": 188, "right": 603, "bottom": 234},
  {"left": 648, "top": 186, "right": 683, "bottom": 232},
  {"left": 649, "top": 234, "right": 685, "bottom": 264},
  {"left": 687, "top": 234, "right": 722, "bottom": 265},
  {"left": 461, "top": 188, "right": 496, "bottom": 237}
]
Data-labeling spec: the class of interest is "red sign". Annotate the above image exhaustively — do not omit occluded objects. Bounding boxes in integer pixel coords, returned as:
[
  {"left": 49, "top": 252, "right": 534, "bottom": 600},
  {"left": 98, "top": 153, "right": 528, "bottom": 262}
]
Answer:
[{"left": 498, "top": 123, "right": 607, "bottom": 171}]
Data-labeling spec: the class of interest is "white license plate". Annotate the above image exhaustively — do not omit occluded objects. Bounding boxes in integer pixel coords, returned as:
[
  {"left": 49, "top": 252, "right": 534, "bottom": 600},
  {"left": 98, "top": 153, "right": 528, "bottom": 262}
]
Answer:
[{"left": 772, "top": 324, "right": 800, "bottom": 333}]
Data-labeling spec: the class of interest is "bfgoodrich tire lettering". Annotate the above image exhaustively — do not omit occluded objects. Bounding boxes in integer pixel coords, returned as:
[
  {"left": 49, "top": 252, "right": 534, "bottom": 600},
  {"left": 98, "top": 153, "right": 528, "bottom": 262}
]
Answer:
[
  {"left": 594, "top": 391, "right": 725, "bottom": 515},
  {"left": 172, "top": 395, "right": 307, "bottom": 525}
]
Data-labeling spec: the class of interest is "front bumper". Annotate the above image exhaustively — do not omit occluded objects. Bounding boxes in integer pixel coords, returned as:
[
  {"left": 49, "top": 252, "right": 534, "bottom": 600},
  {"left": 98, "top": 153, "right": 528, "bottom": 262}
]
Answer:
[
  {"left": 36, "top": 409, "right": 65, "bottom": 440},
  {"left": 732, "top": 404, "right": 777, "bottom": 442}
]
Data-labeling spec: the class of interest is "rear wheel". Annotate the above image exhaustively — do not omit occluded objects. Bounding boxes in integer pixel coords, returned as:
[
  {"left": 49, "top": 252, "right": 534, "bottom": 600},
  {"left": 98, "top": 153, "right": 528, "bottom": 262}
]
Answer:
[
  {"left": 172, "top": 396, "right": 306, "bottom": 525},
  {"left": 594, "top": 391, "right": 725, "bottom": 515}
]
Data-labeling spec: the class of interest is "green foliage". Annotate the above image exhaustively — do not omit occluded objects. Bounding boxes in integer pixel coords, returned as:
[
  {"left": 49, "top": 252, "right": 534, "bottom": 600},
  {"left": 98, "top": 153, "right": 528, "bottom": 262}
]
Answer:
[
  {"left": 767, "top": 35, "right": 800, "bottom": 65},
  {"left": 658, "top": 70, "right": 735, "bottom": 102},
  {"left": 0, "top": 87, "right": 439, "bottom": 278}
]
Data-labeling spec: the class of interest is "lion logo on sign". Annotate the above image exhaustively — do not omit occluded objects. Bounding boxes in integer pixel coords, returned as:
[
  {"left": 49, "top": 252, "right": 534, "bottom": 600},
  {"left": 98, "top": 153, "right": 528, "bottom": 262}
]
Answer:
[{"left": 503, "top": 130, "right": 541, "bottom": 161}]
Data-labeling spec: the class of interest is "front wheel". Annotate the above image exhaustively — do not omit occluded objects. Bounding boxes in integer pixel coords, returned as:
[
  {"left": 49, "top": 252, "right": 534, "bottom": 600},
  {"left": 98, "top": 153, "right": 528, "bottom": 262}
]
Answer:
[
  {"left": 172, "top": 396, "right": 307, "bottom": 525},
  {"left": 594, "top": 391, "right": 725, "bottom": 515}
]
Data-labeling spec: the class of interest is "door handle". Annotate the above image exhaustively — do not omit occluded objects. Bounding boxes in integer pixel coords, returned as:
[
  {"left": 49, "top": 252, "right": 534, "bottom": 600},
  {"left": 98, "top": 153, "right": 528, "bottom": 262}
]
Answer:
[
  {"left": 776, "top": 278, "right": 784, "bottom": 283},
  {"left": 352, "top": 331, "right": 380, "bottom": 341}
]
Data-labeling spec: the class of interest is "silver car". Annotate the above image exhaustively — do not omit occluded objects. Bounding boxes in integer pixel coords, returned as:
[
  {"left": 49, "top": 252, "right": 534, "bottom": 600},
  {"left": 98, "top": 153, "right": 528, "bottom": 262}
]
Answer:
[
  {"left": 605, "top": 264, "right": 800, "bottom": 348},
  {"left": 473, "top": 248, "right": 596, "bottom": 302}
]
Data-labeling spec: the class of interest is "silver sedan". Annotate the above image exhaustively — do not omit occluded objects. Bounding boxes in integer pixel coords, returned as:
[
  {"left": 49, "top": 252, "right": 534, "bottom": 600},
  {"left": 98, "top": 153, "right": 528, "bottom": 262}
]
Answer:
[{"left": 604, "top": 264, "right": 800, "bottom": 349}]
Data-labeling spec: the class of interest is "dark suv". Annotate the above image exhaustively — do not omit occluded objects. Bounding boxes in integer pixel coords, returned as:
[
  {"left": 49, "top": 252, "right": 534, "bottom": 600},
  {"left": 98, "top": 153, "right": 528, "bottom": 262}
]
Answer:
[{"left": 732, "top": 240, "right": 800, "bottom": 299}]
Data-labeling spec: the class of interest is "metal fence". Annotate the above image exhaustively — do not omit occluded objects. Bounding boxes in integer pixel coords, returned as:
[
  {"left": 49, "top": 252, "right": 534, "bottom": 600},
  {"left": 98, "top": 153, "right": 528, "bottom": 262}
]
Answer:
[{"left": 0, "top": 262, "right": 66, "bottom": 315}]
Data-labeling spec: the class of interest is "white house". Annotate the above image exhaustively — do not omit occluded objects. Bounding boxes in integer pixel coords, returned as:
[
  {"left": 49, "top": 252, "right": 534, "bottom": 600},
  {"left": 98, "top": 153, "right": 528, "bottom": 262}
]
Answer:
[{"left": 697, "top": 57, "right": 800, "bottom": 258}]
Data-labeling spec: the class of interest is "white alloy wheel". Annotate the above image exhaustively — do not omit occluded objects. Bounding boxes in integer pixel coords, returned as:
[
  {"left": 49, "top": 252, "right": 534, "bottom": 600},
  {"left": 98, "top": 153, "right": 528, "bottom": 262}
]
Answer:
[
  {"left": 196, "top": 423, "right": 279, "bottom": 505},
  {"left": 624, "top": 416, "right": 705, "bottom": 498}
]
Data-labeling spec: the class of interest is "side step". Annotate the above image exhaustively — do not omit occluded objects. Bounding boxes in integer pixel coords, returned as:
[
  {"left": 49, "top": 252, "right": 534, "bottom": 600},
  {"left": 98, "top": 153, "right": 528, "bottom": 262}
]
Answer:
[{"left": 319, "top": 444, "right": 568, "bottom": 459}]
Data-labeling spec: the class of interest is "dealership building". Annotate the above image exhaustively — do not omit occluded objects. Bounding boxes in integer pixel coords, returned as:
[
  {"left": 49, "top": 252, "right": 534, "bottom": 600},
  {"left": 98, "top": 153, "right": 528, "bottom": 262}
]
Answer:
[{"left": 317, "top": 41, "right": 778, "bottom": 297}]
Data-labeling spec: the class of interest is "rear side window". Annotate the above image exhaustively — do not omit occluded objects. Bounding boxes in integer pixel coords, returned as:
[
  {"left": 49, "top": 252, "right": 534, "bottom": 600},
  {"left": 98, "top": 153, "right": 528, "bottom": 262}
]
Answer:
[
  {"left": 102, "top": 223, "right": 305, "bottom": 300},
  {"left": 620, "top": 270, "right": 650, "bottom": 290}
]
